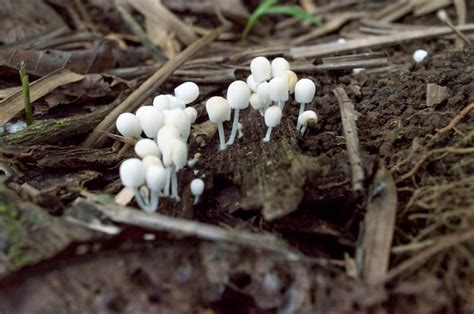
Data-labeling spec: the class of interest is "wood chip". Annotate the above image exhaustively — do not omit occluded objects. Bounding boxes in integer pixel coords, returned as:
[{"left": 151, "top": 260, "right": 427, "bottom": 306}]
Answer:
[
  {"left": 426, "top": 83, "right": 450, "bottom": 107},
  {"left": 0, "top": 69, "right": 84, "bottom": 126}
]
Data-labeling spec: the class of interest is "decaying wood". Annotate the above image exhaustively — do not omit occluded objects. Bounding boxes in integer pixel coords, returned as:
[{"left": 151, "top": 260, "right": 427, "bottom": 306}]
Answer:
[
  {"left": 361, "top": 163, "right": 397, "bottom": 286},
  {"left": 0, "top": 69, "right": 84, "bottom": 126},
  {"left": 333, "top": 86, "right": 364, "bottom": 193},
  {"left": 290, "top": 24, "right": 474, "bottom": 58},
  {"left": 426, "top": 83, "right": 450, "bottom": 107},
  {"left": 82, "top": 23, "right": 231, "bottom": 148},
  {"left": 74, "top": 197, "right": 301, "bottom": 261}
]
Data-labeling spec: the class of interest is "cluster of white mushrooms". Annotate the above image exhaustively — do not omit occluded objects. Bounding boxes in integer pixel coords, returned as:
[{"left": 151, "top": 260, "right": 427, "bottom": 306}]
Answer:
[{"left": 116, "top": 56, "right": 318, "bottom": 213}]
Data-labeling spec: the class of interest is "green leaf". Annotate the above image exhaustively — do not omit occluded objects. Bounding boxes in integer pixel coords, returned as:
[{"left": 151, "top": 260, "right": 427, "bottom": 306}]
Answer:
[{"left": 243, "top": 0, "right": 279, "bottom": 41}]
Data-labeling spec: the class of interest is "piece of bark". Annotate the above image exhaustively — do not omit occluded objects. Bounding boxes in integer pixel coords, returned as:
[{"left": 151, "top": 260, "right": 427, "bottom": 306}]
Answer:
[
  {"left": 360, "top": 162, "right": 397, "bottom": 286},
  {"left": 0, "top": 69, "right": 84, "bottom": 126},
  {"left": 426, "top": 83, "right": 450, "bottom": 107}
]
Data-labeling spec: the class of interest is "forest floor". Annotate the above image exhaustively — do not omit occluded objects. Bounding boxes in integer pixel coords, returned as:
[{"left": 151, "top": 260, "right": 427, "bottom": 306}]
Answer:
[{"left": 0, "top": 0, "right": 473, "bottom": 313}]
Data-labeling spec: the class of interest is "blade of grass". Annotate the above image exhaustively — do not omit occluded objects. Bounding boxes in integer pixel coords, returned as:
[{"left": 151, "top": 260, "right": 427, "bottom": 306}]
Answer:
[{"left": 243, "top": 0, "right": 279, "bottom": 41}]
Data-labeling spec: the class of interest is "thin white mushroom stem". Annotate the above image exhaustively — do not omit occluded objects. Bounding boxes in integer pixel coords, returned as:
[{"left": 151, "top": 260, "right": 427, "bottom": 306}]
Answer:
[
  {"left": 227, "top": 108, "right": 240, "bottom": 145},
  {"left": 193, "top": 195, "right": 200, "bottom": 205},
  {"left": 300, "top": 125, "right": 308, "bottom": 134},
  {"left": 217, "top": 122, "right": 226, "bottom": 150},
  {"left": 296, "top": 103, "right": 306, "bottom": 129},
  {"left": 163, "top": 167, "right": 172, "bottom": 196},
  {"left": 146, "top": 190, "right": 160, "bottom": 213},
  {"left": 132, "top": 188, "right": 149, "bottom": 211},
  {"left": 278, "top": 101, "right": 285, "bottom": 110},
  {"left": 263, "top": 127, "right": 273, "bottom": 142},
  {"left": 171, "top": 166, "right": 180, "bottom": 202}
]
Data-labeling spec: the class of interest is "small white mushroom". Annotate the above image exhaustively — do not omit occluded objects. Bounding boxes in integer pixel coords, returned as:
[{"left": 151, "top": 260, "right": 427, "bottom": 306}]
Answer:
[
  {"left": 144, "top": 165, "right": 166, "bottom": 213},
  {"left": 250, "top": 56, "right": 271, "bottom": 83},
  {"left": 119, "top": 158, "right": 147, "bottom": 210},
  {"left": 116, "top": 112, "right": 142, "bottom": 139},
  {"left": 413, "top": 49, "right": 428, "bottom": 63},
  {"left": 190, "top": 178, "right": 204, "bottom": 205},
  {"left": 238, "top": 122, "right": 244, "bottom": 139},
  {"left": 187, "top": 152, "right": 201, "bottom": 167},
  {"left": 139, "top": 107, "right": 164, "bottom": 139},
  {"left": 135, "top": 106, "right": 153, "bottom": 119},
  {"left": 352, "top": 68, "right": 365, "bottom": 74},
  {"left": 263, "top": 106, "right": 282, "bottom": 142},
  {"left": 246, "top": 74, "right": 259, "bottom": 92},
  {"left": 206, "top": 96, "right": 231, "bottom": 150},
  {"left": 271, "top": 57, "right": 290, "bottom": 78},
  {"left": 134, "top": 138, "right": 161, "bottom": 158},
  {"left": 250, "top": 93, "right": 265, "bottom": 115},
  {"left": 337, "top": 38, "right": 347, "bottom": 44},
  {"left": 166, "top": 139, "right": 188, "bottom": 201},
  {"left": 184, "top": 107, "right": 198, "bottom": 123},
  {"left": 157, "top": 125, "right": 181, "bottom": 196},
  {"left": 294, "top": 78, "right": 316, "bottom": 130},
  {"left": 226, "top": 80, "right": 251, "bottom": 146},
  {"left": 165, "top": 108, "right": 192, "bottom": 141},
  {"left": 256, "top": 81, "right": 272, "bottom": 110},
  {"left": 167, "top": 95, "right": 178, "bottom": 109},
  {"left": 268, "top": 77, "right": 289, "bottom": 110},
  {"left": 152, "top": 95, "right": 171, "bottom": 110},
  {"left": 174, "top": 82, "right": 199, "bottom": 108},
  {"left": 298, "top": 110, "right": 318, "bottom": 135},
  {"left": 282, "top": 70, "right": 298, "bottom": 94},
  {"left": 142, "top": 155, "right": 162, "bottom": 171}
]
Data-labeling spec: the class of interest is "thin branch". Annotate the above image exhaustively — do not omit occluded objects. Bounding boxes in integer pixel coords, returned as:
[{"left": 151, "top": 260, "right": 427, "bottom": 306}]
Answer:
[{"left": 19, "top": 62, "right": 32, "bottom": 126}]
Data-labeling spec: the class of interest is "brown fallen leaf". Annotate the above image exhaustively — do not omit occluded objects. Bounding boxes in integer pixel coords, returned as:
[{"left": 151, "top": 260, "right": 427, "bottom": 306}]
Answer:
[
  {"left": 0, "top": 69, "right": 84, "bottom": 126},
  {"left": 426, "top": 83, "right": 450, "bottom": 107}
]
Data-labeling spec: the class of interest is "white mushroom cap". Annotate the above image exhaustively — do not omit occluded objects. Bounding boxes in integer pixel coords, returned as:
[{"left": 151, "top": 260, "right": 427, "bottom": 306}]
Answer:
[
  {"left": 135, "top": 138, "right": 161, "bottom": 158},
  {"left": 271, "top": 57, "right": 290, "bottom": 77},
  {"left": 157, "top": 125, "right": 180, "bottom": 153},
  {"left": 268, "top": 77, "right": 289, "bottom": 102},
  {"left": 116, "top": 112, "right": 142, "bottom": 139},
  {"left": 250, "top": 56, "right": 271, "bottom": 83},
  {"left": 283, "top": 70, "right": 298, "bottom": 94},
  {"left": 120, "top": 158, "right": 146, "bottom": 188},
  {"left": 142, "top": 155, "right": 163, "bottom": 171},
  {"left": 256, "top": 81, "right": 272, "bottom": 106},
  {"left": 437, "top": 9, "right": 448, "bottom": 22},
  {"left": 298, "top": 110, "right": 318, "bottom": 127},
  {"left": 165, "top": 108, "right": 192, "bottom": 140},
  {"left": 246, "top": 74, "right": 258, "bottom": 92},
  {"left": 250, "top": 93, "right": 264, "bottom": 110},
  {"left": 139, "top": 107, "right": 165, "bottom": 139},
  {"left": 206, "top": 96, "right": 231, "bottom": 123},
  {"left": 184, "top": 107, "right": 198, "bottom": 123},
  {"left": 264, "top": 106, "right": 282, "bottom": 127},
  {"left": 146, "top": 165, "right": 167, "bottom": 192},
  {"left": 295, "top": 79, "right": 316, "bottom": 104},
  {"left": 153, "top": 95, "right": 170, "bottom": 110},
  {"left": 162, "top": 139, "right": 188, "bottom": 169},
  {"left": 413, "top": 49, "right": 428, "bottom": 63},
  {"left": 167, "top": 95, "right": 179, "bottom": 109},
  {"left": 174, "top": 82, "right": 199, "bottom": 106},
  {"left": 135, "top": 106, "right": 153, "bottom": 119},
  {"left": 227, "top": 80, "right": 251, "bottom": 109},
  {"left": 190, "top": 178, "right": 204, "bottom": 197}
]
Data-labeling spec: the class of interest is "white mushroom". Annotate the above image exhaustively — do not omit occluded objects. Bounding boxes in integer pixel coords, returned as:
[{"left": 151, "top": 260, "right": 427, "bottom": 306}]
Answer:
[
  {"left": 263, "top": 106, "right": 282, "bottom": 142},
  {"left": 256, "top": 81, "right": 272, "bottom": 110},
  {"left": 174, "top": 82, "right": 199, "bottom": 108},
  {"left": 238, "top": 122, "right": 244, "bottom": 139},
  {"left": 247, "top": 74, "right": 259, "bottom": 92},
  {"left": 165, "top": 108, "right": 192, "bottom": 141},
  {"left": 226, "top": 80, "right": 251, "bottom": 146},
  {"left": 190, "top": 178, "right": 204, "bottom": 205},
  {"left": 184, "top": 107, "right": 198, "bottom": 123},
  {"left": 164, "top": 139, "right": 188, "bottom": 201},
  {"left": 134, "top": 138, "right": 161, "bottom": 158},
  {"left": 268, "top": 77, "right": 289, "bottom": 110},
  {"left": 142, "top": 155, "right": 162, "bottom": 171},
  {"left": 119, "top": 158, "right": 147, "bottom": 210},
  {"left": 157, "top": 125, "right": 181, "bottom": 196},
  {"left": 271, "top": 57, "right": 290, "bottom": 77},
  {"left": 250, "top": 56, "right": 271, "bottom": 83},
  {"left": 294, "top": 78, "right": 316, "bottom": 130},
  {"left": 116, "top": 112, "right": 142, "bottom": 139},
  {"left": 153, "top": 95, "right": 171, "bottom": 110},
  {"left": 283, "top": 70, "right": 298, "bottom": 94},
  {"left": 167, "top": 95, "right": 178, "bottom": 109},
  {"left": 298, "top": 110, "right": 318, "bottom": 135},
  {"left": 206, "top": 96, "right": 231, "bottom": 150},
  {"left": 139, "top": 107, "right": 165, "bottom": 139},
  {"left": 250, "top": 93, "right": 265, "bottom": 115},
  {"left": 135, "top": 106, "right": 153, "bottom": 119},
  {"left": 413, "top": 49, "right": 428, "bottom": 63},
  {"left": 145, "top": 165, "right": 166, "bottom": 213}
]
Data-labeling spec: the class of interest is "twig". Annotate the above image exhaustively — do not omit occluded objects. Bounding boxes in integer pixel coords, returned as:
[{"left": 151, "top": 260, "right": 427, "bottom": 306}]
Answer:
[
  {"left": 290, "top": 24, "right": 474, "bottom": 58},
  {"left": 385, "top": 229, "right": 474, "bottom": 282},
  {"left": 333, "top": 86, "right": 364, "bottom": 193},
  {"left": 113, "top": 0, "right": 166, "bottom": 63},
  {"left": 437, "top": 102, "right": 474, "bottom": 134},
  {"left": 81, "top": 23, "right": 231, "bottom": 148},
  {"left": 413, "top": 0, "right": 451, "bottom": 17},
  {"left": 437, "top": 9, "right": 471, "bottom": 47},
  {"left": 18, "top": 62, "right": 32, "bottom": 126}
]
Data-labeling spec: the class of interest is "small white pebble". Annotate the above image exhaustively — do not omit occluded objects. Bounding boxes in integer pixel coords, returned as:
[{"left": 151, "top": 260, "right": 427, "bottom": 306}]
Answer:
[
  {"left": 352, "top": 68, "right": 365, "bottom": 74},
  {"left": 337, "top": 38, "right": 347, "bottom": 44},
  {"left": 413, "top": 49, "right": 428, "bottom": 63}
]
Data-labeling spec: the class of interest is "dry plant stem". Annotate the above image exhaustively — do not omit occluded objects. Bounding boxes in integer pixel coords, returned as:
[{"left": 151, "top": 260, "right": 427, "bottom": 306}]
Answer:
[
  {"left": 453, "top": 0, "right": 467, "bottom": 49},
  {"left": 75, "top": 197, "right": 301, "bottom": 261},
  {"left": 437, "top": 102, "right": 474, "bottom": 134},
  {"left": 82, "top": 23, "right": 231, "bottom": 148},
  {"left": 361, "top": 164, "right": 397, "bottom": 286},
  {"left": 440, "top": 13, "right": 471, "bottom": 47},
  {"left": 413, "top": 0, "right": 451, "bottom": 17},
  {"left": 398, "top": 147, "right": 474, "bottom": 182},
  {"left": 113, "top": 0, "right": 166, "bottom": 63},
  {"left": 74, "top": 0, "right": 98, "bottom": 33},
  {"left": 333, "top": 86, "right": 364, "bottom": 193},
  {"left": 18, "top": 62, "right": 32, "bottom": 126},
  {"left": 385, "top": 229, "right": 474, "bottom": 282},
  {"left": 290, "top": 24, "right": 474, "bottom": 58}
]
